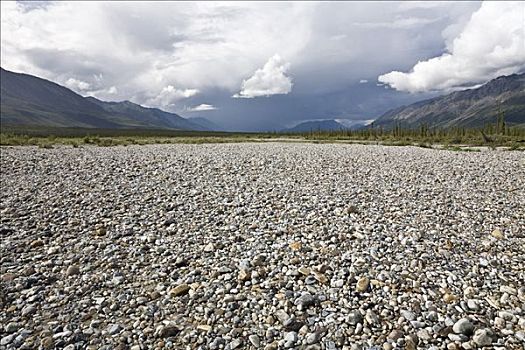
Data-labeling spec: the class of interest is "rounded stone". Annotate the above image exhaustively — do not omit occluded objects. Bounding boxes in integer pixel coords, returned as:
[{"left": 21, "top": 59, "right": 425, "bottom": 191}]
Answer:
[
  {"left": 66, "top": 265, "right": 80, "bottom": 276},
  {"left": 452, "top": 318, "right": 474, "bottom": 335},
  {"left": 473, "top": 328, "right": 493, "bottom": 346}
]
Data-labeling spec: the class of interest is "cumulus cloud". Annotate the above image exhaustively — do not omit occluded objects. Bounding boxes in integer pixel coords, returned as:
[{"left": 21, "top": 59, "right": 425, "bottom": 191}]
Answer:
[
  {"left": 378, "top": 1, "right": 525, "bottom": 92},
  {"left": 64, "top": 78, "right": 91, "bottom": 92},
  {"left": 146, "top": 86, "right": 199, "bottom": 108},
  {"left": 359, "top": 79, "right": 368, "bottom": 84},
  {"left": 234, "top": 55, "right": 293, "bottom": 98},
  {"left": 187, "top": 104, "right": 217, "bottom": 112}
]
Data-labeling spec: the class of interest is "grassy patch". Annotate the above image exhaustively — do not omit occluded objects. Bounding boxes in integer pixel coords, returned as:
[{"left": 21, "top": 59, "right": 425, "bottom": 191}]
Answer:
[{"left": 1, "top": 124, "right": 524, "bottom": 148}]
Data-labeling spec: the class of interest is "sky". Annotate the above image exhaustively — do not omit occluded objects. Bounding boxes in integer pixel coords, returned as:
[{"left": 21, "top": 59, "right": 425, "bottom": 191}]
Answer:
[{"left": 1, "top": 1, "right": 524, "bottom": 131}]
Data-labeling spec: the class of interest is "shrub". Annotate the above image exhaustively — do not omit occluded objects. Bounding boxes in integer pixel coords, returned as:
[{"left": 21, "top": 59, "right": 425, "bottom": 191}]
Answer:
[{"left": 38, "top": 142, "right": 54, "bottom": 149}]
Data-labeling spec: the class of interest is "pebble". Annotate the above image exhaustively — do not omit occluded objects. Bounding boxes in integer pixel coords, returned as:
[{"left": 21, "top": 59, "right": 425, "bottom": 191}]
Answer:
[
  {"left": 1, "top": 335, "right": 15, "bottom": 346},
  {"left": 365, "top": 310, "right": 380, "bottom": 325},
  {"left": 388, "top": 330, "right": 404, "bottom": 341},
  {"left": 229, "top": 338, "right": 242, "bottom": 349},
  {"left": 417, "top": 329, "right": 432, "bottom": 341},
  {"left": 295, "top": 292, "right": 316, "bottom": 309},
  {"left": 66, "top": 264, "right": 80, "bottom": 276},
  {"left": 21, "top": 305, "right": 36, "bottom": 317},
  {"left": 356, "top": 277, "right": 370, "bottom": 292},
  {"left": 473, "top": 328, "right": 493, "bottom": 346},
  {"left": 107, "top": 324, "right": 122, "bottom": 335},
  {"left": 443, "top": 293, "right": 457, "bottom": 303},
  {"left": 466, "top": 299, "right": 479, "bottom": 310},
  {"left": 298, "top": 266, "right": 311, "bottom": 275},
  {"left": 490, "top": 229, "right": 504, "bottom": 239},
  {"left": 306, "top": 332, "right": 321, "bottom": 344},
  {"left": 348, "top": 310, "right": 363, "bottom": 325},
  {"left": 401, "top": 310, "right": 416, "bottom": 321},
  {"left": 249, "top": 334, "right": 260, "bottom": 347},
  {"left": 453, "top": 318, "right": 474, "bottom": 335},
  {"left": 40, "top": 336, "right": 54, "bottom": 349},
  {"left": 197, "top": 324, "right": 212, "bottom": 332},
  {"left": 0, "top": 144, "right": 523, "bottom": 350},
  {"left": 158, "top": 325, "right": 180, "bottom": 338},
  {"left": 275, "top": 310, "right": 290, "bottom": 324},
  {"left": 238, "top": 269, "right": 250, "bottom": 281},
  {"left": 4, "top": 322, "right": 20, "bottom": 333},
  {"left": 405, "top": 334, "right": 419, "bottom": 350},
  {"left": 284, "top": 331, "right": 298, "bottom": 347},
  {"left": 170, "top": 284, "right": 190, "bottom": 297}
]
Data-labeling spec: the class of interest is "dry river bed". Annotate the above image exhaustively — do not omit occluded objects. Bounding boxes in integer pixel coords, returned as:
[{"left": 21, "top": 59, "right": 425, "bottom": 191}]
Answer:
[{"left": 0, "top": 143, "right": 524, "bottom": 350}]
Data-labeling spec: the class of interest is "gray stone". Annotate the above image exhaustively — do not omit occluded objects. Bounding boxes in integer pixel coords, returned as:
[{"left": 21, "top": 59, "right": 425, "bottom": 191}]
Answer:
[
  {"left": 21, "top": 305, "right": 36, "bottom": 317},
  {"left": 107, "top": 324, "right": 122, "bottom": 335},
  {"left": 1, "top": 334, "right": 15, "bottom": 346},
  {"left": 473, "top": 328, "right": 493, "bottom": 346},
  {"left": 229, "top": 338, "right": 242, "bottom": 349},
  {"left": 410, "top": 321, "right": 426, "bottom": 328},
  {"left": 348, "top": 310, "right": 363, "bottom": 325},
  {"left": 274, "top": 310, "right": 290, "bottom": 325},
  {"left": 295, "top": 293, "right": 316, "bottom": 309},
  {"left": 249, "top": 334, "right": 260, "bottom": 347},
  {"left": 4, "top": 322, "right": 20, "bottom": 334},
  {"left": 306, "top": 332, "right": 321, "bottom": 344},
  {"left": 365, "top": 310, "right": 380, "bottom": 325},
  {"left": 401, "top": 310, "right": 416, "bottom": 321},
  {"left": 210, "top": 338, "right": 226, "bottom": 350},
  {"left": 388, "top": 329, "right": 404, "bottom": 341},
  {"left": 452, "top": 318, "right": 474, "bottom": 335},
  {"left": 66, "top": 264, "right": 80, "bottom": 276},
  {"left": 417, "top": 329, "right": 432, "bottom": 341},
  {"left": 284, "top": 332, "right": 298, "bottom": 347},
  {"left": 448, "top": 333, "right": 468, "bottom": 342}
]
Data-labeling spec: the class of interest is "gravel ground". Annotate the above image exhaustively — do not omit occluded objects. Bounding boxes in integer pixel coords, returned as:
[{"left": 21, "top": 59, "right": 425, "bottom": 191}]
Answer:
[{"left": 1, "top": 143, "right": 524, "bottom": 350}]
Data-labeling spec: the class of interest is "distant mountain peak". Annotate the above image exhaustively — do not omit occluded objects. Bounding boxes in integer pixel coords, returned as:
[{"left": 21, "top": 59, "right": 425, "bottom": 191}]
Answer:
[{"left": 282, "top": 119, "right": 369, "bottom": 133}]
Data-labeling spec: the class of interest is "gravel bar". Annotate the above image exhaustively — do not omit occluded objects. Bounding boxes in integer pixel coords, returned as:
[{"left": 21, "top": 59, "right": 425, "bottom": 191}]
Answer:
[{"left": 1, "top": 143, "right": 524, "bottom": 350}]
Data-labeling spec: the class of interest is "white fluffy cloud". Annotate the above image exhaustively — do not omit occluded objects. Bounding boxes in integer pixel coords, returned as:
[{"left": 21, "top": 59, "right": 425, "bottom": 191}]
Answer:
[
  {"left": 378, "top": 1, "right": 525, "bottom": 92},
  {"left": 234, "top": 55, "right": 293, "bottom": 98},
  {"left": 64, "top": 78, "right": 91, "bottom": 91},
  {"left": 145, "top": 86, "right": 199, "bottom": 108},
  {"left": 187, "top": 104, "right": 217, "bottom": 112}
]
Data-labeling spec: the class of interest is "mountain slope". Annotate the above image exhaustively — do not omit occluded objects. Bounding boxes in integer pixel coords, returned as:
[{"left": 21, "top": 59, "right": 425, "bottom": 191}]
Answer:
[
  {"left": 283, "top": 119, "right": 347, "bottom": 133},
  {"left": 0, "top": 68, "right": 124, "bottom": 128},
  {"left": 374, "top": 73, "right": 525, "bottom": 128},
  {"left": 85, "top": 97, "right": 207, "bottom": 131},
  {"left": 0, "top": 68, "right": 209, "bottom": 130}
]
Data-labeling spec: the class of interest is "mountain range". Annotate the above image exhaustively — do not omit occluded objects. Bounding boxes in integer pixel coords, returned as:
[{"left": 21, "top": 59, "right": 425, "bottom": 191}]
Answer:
[
  {"left": 282, "top": 119, "right": 372, "bottom": 133},
  {"left": 0, "top": 68, "right": 211, "bottom": 131},
  {"left": 374, "top": 73, "right": 525, "bottom": 128},
  {"left": 1, "top": 67, "right": 524, "bottom": 131}
]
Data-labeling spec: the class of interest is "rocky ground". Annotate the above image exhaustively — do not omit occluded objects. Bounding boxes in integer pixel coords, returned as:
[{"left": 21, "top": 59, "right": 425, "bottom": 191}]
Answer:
[{"left": 1, "top": 143, "right": 524, "bottom": 350}]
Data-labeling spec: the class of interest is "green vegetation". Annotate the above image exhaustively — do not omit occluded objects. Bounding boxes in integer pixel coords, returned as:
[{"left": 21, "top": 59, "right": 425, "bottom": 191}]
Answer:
[
  {"left": 0, "top": 126, "right": 280, "bottom": 147},
  {"left": 1, "top": 121, "right": 524, "bottom": 150},
  {"left": 296, "top": 120, "right": 525, "bottom": 150}
]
